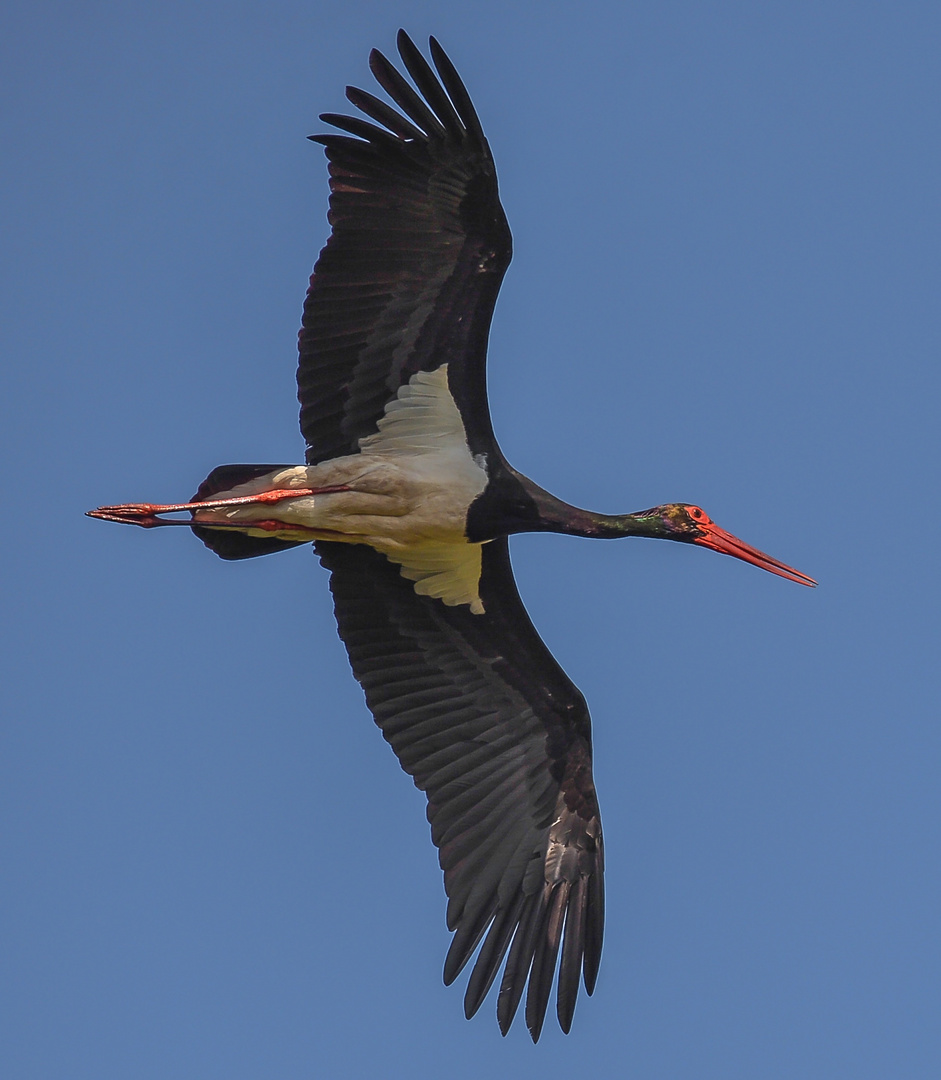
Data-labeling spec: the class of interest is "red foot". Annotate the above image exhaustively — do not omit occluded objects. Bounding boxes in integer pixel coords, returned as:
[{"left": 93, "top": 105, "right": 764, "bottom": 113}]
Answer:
[{"left": 85, "top": 503, "right": 171, "bottom": 528}]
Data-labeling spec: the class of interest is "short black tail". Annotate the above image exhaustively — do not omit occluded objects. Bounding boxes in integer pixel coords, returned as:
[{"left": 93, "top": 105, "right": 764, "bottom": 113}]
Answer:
[{"left": 190, "top": 464, "right": 311, "bottom": 561}]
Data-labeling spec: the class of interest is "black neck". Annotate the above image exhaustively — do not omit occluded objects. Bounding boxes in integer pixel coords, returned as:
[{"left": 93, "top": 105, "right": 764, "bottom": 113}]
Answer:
[{"left": 468, "top": 466, "right": 666, "bottom": 542}]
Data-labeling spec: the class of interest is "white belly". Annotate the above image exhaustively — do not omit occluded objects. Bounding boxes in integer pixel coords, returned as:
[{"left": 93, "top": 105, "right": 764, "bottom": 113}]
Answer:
[{"left": 193, "top": 366, "right": 491, "bottom": 613}]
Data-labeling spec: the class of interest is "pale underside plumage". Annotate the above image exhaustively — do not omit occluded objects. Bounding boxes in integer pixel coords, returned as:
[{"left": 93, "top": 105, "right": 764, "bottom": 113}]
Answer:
[{"left": 195, "top": 366, "right": 490, "bottom": 613}]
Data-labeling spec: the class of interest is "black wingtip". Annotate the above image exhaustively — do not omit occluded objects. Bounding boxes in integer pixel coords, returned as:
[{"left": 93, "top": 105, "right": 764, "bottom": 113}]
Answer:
[
  {"left": 368, "top": 41, "right": 447, "bottom": 139},
  {"left": 462, "top": 898, "right": 523, "bottom": 1021},
  {"left": 428, "top": 35, "right": 487, "bottom": 147},
  {"left": 495, "top": 893, "right": 542, "bottom": 1036}
]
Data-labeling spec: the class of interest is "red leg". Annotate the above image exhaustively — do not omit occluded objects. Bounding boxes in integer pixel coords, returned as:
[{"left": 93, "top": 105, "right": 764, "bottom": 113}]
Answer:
[{"left": 87, "top": 485, "right": 351, "bottom": 528}]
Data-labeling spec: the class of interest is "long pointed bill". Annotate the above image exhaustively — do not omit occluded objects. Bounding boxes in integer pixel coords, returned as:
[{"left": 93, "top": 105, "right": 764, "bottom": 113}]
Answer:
[
  {"left": 86, "top": 485, "right": 350, "bottom": 529},
  {"left": 694, "top": 524, "right": 816, "bottom": 587}
]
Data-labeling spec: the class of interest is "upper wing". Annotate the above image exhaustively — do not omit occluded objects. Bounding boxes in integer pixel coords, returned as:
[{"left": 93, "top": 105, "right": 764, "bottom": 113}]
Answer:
[
  {"left": 317, "top": 537, "right": 604, "bottom": 1041},
  {"left": 298, "top": 31, "right": 512, "bottom": 465}
]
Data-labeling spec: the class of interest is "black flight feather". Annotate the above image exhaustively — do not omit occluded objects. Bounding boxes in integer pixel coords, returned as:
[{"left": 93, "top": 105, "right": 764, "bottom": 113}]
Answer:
[{"left": 318, "top": 534, "right": 603, "bottom": 1040}]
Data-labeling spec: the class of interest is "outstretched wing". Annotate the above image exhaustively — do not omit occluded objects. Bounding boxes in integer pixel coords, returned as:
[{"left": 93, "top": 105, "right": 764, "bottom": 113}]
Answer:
[
  {"left": 317, "top": 538, "right": 604, "bottom": 1041},
  {"left": 298, "top": 31, "right": 512, "bottom": 465}
]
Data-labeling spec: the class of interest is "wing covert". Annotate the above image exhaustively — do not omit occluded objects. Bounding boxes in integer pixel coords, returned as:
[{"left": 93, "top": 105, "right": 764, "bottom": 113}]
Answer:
[
  {"left": 299, "top": 31, "right": 512, "bottom": 465},
  {"left": 317, "top": 538, "right": 604, "bottom": 1040}
]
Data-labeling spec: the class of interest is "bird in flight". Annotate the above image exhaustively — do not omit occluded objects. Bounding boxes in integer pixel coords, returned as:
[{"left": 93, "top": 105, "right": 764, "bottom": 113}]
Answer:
[{"left": 89, "top": 31, "right": 815, "bottom": 1041}]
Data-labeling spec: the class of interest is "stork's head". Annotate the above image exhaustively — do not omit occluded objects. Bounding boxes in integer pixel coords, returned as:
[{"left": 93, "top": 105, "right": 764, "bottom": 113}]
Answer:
[{"left": 633, "top": 503, "right": 816, "bottom": 587}]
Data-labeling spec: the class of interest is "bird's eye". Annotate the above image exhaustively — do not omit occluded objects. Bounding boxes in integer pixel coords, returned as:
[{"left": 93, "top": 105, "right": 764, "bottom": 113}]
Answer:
[
  {"left": 689, "top": 507, "right": 703, "bottom": 519},
  {"left": 687, "top": 506, "right": 711, "bottom": 525}
]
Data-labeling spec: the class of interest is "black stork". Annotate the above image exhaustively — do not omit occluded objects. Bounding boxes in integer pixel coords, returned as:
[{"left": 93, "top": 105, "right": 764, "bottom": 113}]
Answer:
[{"left": 89, "top": 31, "right": 815, "bottom": 1041}]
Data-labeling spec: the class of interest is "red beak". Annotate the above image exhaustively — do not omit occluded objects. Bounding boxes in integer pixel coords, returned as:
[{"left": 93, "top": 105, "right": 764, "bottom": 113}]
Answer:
[{"left": 694, "top": 523, "right": 816, "bottom": 587}]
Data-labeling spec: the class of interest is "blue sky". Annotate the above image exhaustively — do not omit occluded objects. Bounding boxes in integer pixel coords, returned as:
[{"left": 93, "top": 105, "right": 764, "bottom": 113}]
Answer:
[{"left": 2, "top": 2, "right": 939, "bottom": 1076}]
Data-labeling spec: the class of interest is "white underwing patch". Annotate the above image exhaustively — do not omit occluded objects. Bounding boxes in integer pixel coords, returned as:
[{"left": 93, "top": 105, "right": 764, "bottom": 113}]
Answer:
[
  {"left": 395, "top": 541, "right": 486, "bottom": 615},
  {"left": 359, "top": 366, "right": 480, "bottom": 456},
  {"left": 360, "top": 365, "right": 489, "bottom": 614}
]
